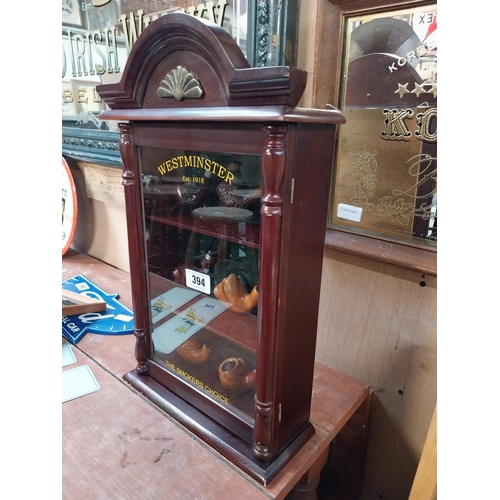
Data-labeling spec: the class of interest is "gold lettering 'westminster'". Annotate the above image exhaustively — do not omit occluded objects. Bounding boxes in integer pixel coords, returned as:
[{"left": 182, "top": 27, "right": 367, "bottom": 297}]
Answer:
[{"left": 157, "top": 155, "right": 235, "bottom": 184}]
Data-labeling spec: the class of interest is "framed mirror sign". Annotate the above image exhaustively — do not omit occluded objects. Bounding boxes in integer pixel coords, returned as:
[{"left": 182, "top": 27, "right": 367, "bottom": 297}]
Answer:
[{"left": 328, "top": 2, "right": 437, "bottom": 247}]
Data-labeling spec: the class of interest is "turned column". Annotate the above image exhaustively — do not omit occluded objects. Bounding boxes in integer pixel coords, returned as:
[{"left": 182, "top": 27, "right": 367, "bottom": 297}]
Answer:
[
  {"left": 253, "top": 124, "right": 287, "bottom": 461},
  {"left": 119, "top": 123, "right": 151, "bottom": 375}
]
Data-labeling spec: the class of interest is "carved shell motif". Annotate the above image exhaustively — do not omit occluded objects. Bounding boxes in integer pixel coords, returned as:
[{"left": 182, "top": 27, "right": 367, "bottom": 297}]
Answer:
[{"left": 157, "top": 66, "right": 204, "bottom": 101}]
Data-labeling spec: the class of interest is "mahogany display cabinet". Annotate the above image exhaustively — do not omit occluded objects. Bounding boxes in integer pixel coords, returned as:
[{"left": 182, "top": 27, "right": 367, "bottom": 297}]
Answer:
[{"left": 97, "top": 13, "right": 345, "bottom": 484}]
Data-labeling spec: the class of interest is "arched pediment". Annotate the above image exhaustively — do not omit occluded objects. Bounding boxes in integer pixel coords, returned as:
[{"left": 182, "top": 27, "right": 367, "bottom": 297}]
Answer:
[{"left": 97, "top": 13, "right": 306, "bottom": 110}]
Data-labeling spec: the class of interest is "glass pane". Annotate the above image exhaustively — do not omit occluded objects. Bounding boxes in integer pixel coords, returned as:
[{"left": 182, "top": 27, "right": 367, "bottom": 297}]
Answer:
[
  {"left": 139, "top": 147, "right": 261, "bottom": 423},
  {"left": 329, "top": 5, "right": 437, "bottom": 245}
]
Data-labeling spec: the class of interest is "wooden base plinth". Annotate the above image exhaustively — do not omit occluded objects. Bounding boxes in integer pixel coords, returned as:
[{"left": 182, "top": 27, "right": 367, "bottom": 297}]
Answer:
[{"left": 123, "top": 369, "right": 315, "bottom": 485}]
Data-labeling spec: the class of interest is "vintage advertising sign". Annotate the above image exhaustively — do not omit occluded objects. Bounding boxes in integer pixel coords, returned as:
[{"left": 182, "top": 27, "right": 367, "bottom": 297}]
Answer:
[
  {"left": 62, "top": 157, "right": 78, "bottom": 255},
  {"left": 330, "top": 6, "right": 437, "bottom": 244},
  {"left": 62, "top": 274, "right": 134, "bottom": 343}
]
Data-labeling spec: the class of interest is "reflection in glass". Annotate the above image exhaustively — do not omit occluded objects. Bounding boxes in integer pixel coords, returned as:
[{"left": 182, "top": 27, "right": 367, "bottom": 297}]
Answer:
[{"left": 139, "top": 147, "right": 261, "bottom": 423}]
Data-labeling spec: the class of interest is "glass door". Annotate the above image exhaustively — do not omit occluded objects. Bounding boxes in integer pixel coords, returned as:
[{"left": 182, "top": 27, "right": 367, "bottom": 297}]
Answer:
[{"left": 139, "top": 146, "right": 262, "bottom": 424}]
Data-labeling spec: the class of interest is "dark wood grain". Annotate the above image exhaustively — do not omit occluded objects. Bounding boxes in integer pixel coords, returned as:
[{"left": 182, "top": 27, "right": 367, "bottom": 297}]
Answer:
[
  {"left": 95, "top": 11, "right": 349, "bottom": 484},
  {"left": 325, "top": 229, "right": 437, "bottom": 276}
]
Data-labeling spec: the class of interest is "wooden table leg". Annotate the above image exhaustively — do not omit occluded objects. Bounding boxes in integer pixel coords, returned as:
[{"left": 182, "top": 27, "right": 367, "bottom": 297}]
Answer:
[
  {"left": 317, "top": 392, "right": 373, "bottom": 500},
  {"left": 286, "top": 446, "right": 329, "bottom": 500}
]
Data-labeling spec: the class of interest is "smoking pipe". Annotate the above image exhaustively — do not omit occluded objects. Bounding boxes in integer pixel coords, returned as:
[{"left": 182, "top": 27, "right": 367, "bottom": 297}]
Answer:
[
  {"left": 172, "top": 249, "right": 217, "bottom": 286},
  {"left": 172, "top": 264, "right": 186, "bottom": 286},
  {"left": 213, "top": 274, "right": 258, "bottom": 313},
  {"left": 218, "top": 357, "right": 256, "bottom": 391},
  {"left": 175, "top": 338, "right": 212, "bottom": 364}
]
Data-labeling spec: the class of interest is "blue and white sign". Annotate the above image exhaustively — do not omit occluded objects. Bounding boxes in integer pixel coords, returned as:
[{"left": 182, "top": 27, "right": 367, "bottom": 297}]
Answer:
[{"left": 62, "top": 274, "right": 134, "bottom": 344}]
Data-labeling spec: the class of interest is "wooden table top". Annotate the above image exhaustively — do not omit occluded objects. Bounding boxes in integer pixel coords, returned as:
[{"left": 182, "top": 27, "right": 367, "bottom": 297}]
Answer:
[{"left": 62, "top": 250, "right": 370, "bottom": 500}]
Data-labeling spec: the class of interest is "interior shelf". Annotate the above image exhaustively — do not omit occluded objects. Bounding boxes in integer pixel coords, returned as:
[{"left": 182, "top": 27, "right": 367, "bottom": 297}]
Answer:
[{"left": 147, "top": 212, "right": 260, "bottom": 249}]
